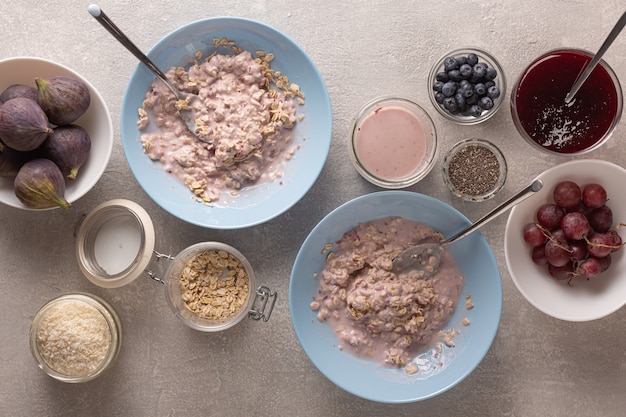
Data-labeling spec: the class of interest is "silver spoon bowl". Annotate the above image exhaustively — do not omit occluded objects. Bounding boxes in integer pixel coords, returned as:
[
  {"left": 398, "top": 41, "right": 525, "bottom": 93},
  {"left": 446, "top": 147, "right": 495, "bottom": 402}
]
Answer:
[
  {"left": 391, "top": 179, "right": 543, "bottom": 276},
  {"left": 88, "top": 4, "right": 207, "bottom": 143}
]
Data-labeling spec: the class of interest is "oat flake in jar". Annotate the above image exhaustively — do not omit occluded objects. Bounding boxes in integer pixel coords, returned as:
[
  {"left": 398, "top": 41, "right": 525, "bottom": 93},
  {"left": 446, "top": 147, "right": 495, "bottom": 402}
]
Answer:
[{"left": 74, "top": 199, "right": 277, "bottom": 331}]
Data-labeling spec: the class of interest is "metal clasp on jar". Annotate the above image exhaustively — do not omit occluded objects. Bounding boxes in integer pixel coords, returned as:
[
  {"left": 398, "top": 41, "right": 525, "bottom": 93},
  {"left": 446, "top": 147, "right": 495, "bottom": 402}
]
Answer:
[
  {"left": 249, "top": 285, "right": 277, "bottom": 322},
  {"left": 145, "top": 250, "right": 175, "bottom": 284}
]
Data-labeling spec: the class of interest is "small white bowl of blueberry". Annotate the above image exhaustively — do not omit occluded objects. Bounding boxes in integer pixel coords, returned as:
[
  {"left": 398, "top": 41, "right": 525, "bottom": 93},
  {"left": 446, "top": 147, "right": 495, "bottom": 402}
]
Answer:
[{"left": 428, "top": 47, "right": 506, "bottom": 124}]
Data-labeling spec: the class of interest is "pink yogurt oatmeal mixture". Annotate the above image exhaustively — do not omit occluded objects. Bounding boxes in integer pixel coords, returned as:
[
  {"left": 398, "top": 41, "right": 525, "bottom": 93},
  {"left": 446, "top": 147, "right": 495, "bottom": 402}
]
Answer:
[
  {"left": 310, "top": 217, "right": 465, "bottom": 373},
  {"left": 138, "top": 42, "right": 304, "bottom": 204}
]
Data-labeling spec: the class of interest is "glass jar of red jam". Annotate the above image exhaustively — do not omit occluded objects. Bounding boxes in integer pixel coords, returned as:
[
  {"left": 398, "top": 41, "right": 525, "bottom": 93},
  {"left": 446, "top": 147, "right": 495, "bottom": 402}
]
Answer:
[{"left": 511, "top": 48, "right": 622, "bottom": 155}]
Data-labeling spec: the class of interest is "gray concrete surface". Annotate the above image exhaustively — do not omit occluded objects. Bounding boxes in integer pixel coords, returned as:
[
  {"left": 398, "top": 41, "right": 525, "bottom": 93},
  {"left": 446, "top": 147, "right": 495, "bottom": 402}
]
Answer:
[{"left": 1, "top": 0, "right": 625, "bottom": 416}]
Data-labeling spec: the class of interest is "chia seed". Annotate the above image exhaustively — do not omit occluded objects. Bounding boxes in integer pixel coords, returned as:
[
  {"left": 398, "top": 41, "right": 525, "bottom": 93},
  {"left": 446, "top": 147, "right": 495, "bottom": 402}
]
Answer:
[{"left": 446, "top": 143, "right": 501, "bottom": 197}]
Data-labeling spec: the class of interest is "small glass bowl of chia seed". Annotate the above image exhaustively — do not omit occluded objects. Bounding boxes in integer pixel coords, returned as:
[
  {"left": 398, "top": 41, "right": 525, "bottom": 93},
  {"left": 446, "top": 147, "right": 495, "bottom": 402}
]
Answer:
[{"left": 442, "top": 138, "right": 507, "bottom": 201}]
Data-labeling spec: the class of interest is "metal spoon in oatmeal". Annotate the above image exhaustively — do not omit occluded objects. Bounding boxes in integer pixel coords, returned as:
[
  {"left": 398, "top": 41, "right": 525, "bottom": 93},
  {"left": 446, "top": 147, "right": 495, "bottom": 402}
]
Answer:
[
  {"left": 88, "top": 4, "right": 208, "bottom": 142},
  {"left": 392, "top": 179, "right": 543, "bottom": 276}
]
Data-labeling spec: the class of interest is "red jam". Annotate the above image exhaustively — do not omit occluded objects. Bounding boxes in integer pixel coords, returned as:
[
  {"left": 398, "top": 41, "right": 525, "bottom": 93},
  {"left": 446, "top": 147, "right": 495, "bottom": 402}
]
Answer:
[{"left": 513, "top": 49, "right": 620, "bottom": 154}]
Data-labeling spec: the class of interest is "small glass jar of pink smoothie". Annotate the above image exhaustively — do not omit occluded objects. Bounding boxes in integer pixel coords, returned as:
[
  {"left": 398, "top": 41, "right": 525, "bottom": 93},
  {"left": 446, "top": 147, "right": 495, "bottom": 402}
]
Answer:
[{"left": 349, "top": 96, "right": 438, "bottom": 189}]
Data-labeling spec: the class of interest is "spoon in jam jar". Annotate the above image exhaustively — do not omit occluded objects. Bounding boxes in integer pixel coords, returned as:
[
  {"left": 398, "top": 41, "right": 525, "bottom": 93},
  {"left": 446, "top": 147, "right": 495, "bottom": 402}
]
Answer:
[
  {"left": 88, "top": 4, "right": 208, "bottom": 143},
  {"left": 391, "top": 179, "right": 543, "bottom": 277},
  {"left": 565, "top": 11, "right": 626, "bottom": 104}
]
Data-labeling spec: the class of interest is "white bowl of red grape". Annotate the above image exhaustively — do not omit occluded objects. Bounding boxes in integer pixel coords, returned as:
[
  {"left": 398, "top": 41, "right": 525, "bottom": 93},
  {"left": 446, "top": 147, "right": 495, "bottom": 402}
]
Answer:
[{"left": 504, "top": 159, "right": 626, "bottom": 322}]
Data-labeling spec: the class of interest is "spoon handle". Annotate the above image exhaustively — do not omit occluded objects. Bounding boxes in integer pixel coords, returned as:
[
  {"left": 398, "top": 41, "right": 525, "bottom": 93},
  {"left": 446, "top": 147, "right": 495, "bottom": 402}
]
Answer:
[
  {"left": 88, "top": 4, "right": 178, "bottom": 97},
  {"left": 565, "top": 11, "right": 626, "bottom": 103},
  {"left": 446, "top": 179, "right": 543, "bottom": 245}
]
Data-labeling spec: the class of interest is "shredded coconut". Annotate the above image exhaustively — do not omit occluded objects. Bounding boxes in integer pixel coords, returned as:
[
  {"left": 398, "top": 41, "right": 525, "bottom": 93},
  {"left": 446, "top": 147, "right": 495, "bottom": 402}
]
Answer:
[{"left": 36, "top": 300, "right": 112, "bottom": 377}]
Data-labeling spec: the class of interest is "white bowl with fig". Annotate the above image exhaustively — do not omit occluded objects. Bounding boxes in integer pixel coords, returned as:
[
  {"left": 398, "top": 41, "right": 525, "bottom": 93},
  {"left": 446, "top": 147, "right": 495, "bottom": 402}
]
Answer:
[
  {"left": 505, "top": 159, "right": 626, "bottom": 321},
  {"left": 0, "top": 57, "right": 113, "bottom": 210}
]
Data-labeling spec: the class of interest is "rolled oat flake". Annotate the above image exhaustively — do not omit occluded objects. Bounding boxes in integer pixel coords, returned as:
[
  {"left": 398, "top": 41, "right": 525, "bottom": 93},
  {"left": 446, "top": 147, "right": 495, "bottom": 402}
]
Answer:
[{"left": 448, "top": 144, "right": 500, "bottom": 196}]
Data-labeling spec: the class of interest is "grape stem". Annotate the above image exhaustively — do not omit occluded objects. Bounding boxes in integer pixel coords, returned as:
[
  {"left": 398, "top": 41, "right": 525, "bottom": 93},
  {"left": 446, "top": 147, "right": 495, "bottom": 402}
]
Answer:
[{"left": 535, "top": 223, "right": 573, "bottom": 252}]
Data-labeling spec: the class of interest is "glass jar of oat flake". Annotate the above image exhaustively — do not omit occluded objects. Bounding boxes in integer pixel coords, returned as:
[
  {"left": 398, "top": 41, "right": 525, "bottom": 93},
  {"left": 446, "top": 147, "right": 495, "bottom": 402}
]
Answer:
[
  {"left": 30, "top": 293, "right": 122, "bottom": 383},
  {"left": 74, "top": 199, "right": 276, "bottom": 332}
]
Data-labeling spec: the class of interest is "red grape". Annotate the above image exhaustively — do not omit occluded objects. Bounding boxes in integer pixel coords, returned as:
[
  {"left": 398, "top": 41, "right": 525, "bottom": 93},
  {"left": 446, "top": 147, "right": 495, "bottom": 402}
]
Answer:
[
  {"left": 523, "top": 223, "right": 547, "bottom": 247},
  {"left": 522, "top": 179, "right": 621, "bottom": 285},
  {"left": 598, "top": 254, "right": 612, "bottom": 272},
  {"left": 577, "top": 257, "right": 601, "bottom": 278},
  {"left": 606, "top": 230, "right": 623, "bottom": 251},
  {"left": 567, "top": 201, "right": 592, "bottom": 216},
  {"left": 588, "top": 205, "right": 613, "bottom": 233},
  {"left": 582, "top": 183, "right": 607, "bottom": 209},
  {"left": 544, "top": 236, "right": 571, "bottom": 267},
  {"left": 587, "top": 233, "right": 613, "bottom": 258},
  {"left": 553, "top": 181, "right": 581, "bottom": 209},
  {"left": 531, "top": 245, "right": 548, "bottom": 265},
  {"left": 536, "top": 203, "right": 564, "bottom": 230},
  {"left": 548, "top": 262, "right": 574, "bottom": 280},
  {"left": 569, "top": 240, "right": 588, "bottom": 261},
  {"left": 561, "top": 212, "right": 590, "bottom": 240},
  {"left": 551, "top": 228, "right": 567, "bottom": 242}
]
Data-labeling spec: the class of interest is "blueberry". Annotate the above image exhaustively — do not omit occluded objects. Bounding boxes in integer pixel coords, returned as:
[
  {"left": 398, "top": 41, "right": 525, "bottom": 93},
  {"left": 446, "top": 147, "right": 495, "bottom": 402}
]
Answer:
[
  {"left": 466, "top": 94, "right": 479, "bottom": 105},
  {"left": 435, "top": 72, "right": 449, "bottom": 82},
  {"left": 435, "top": 92, "right": 445, "bottom": 104},
  {"left": 456, "top": 55, "right": 468, "bottom": 65},
  {"left": 469, "top": 104, "right": 483, "bottom": 117},
  {"left": 485, "top": 66, "right": 498, "bottom": 80},
  {"left": 480, "top": 96, "right": 494, "bottom": 110},
  {"left": 454, "top": 93, "right": 466, "bottom": 108},
  {"left": 441, "top": 81, "right": 457, "bottom": 97},
  {"left": 474, "top": 83, "right": 487, "bottom": 96},
  {"left": 457, "top": 84, "right": 472, "bottom": 98},
  {"left": 467, "top": 53, "right": 479, "bottom": 66},
  {"left": 443, "top": 97, "right": 458, "bottom": 112},
  {"left": 473, "top": 63, "right": 487, "bottom": 79},
  {"left": 433, "top": 80, "right": 444, "bottom": 92},
  {"left": 447, "top": 69, "right": 463, "bottom": 82},
  {"left": 443, "top": 57, "right": 458, "bottom": 72},
  {"left": 487, "top": 85, "right": 501, "bottom": 99},
  {"left": 484, "top": 80, "right": 496, "bottom": 89},
  {"left": 459, "top": 64, "right": 473, "bottom": 79}
]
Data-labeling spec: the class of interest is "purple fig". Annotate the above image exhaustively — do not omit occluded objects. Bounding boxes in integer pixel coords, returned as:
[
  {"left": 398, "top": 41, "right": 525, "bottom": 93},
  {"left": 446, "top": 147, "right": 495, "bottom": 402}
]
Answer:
[
  {"left": 36, "top": 76, "right": 91, "bottom": 125},
  {"left": 0, "top": 143, "right": 28, "bottom": 177},
  {"left": 40, "top": 124, "right": 91, "bottom": 180},
  {"left": 14, "top": 158, "right": 70, "bottom": 209},
  {"left": 0, "top": 97, "right": 53, "bottom": 151},
  {"left": 0, "top": 83, "right": 39, "bottom": 104}
]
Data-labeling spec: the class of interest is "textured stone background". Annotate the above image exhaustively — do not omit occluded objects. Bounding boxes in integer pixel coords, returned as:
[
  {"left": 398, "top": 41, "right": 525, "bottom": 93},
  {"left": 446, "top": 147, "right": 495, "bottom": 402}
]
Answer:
[{"left": 1, "top": 1, "right": 625, "bottom": 416}]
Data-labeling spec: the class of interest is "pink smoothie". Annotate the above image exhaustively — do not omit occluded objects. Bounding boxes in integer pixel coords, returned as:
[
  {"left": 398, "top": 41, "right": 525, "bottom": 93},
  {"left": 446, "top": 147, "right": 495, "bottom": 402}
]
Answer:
[{"left": 354, "top": 106, "right": 428, "bottom": 180}]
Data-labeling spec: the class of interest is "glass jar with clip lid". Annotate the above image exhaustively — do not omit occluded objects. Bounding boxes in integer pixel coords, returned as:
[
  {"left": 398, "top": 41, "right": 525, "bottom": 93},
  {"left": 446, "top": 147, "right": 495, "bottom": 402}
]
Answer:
[{"left": 74, "top": 199, "right": 277, "bottom": 331}]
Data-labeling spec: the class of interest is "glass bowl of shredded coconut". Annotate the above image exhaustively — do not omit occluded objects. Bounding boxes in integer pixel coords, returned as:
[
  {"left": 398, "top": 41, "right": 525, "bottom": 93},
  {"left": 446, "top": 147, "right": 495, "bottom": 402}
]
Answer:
[
  {"left": 29, "top": 293, "right": 122, "bottom": 383},
  {"left": 120, "top": 17, "right": 332, "bottom": 229}
]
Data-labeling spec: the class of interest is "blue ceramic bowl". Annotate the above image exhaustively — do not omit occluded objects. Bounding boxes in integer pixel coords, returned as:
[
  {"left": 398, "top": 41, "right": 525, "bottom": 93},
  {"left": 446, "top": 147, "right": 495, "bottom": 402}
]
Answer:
[
  {"left": 289, "top": 191, "right": 502, "bottom": 403},
  {"left": 120, "top": 17, "right": 331, "bottom": 229}
]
